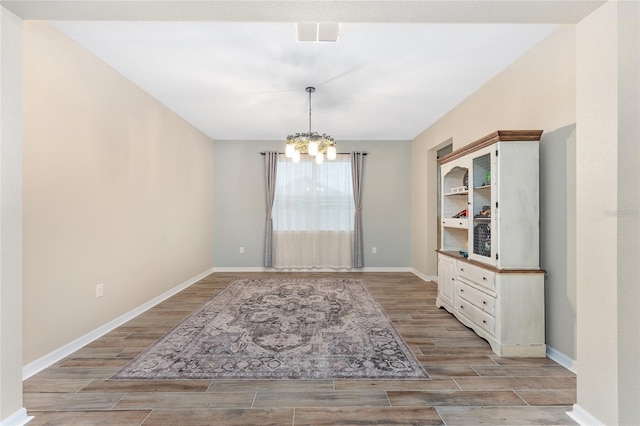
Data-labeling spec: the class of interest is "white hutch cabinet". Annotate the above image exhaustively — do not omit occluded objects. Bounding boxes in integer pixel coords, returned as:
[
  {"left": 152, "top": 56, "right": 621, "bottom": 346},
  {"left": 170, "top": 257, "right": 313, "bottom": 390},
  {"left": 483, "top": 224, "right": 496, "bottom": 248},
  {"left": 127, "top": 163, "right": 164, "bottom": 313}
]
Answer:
[{"left": 436, "top": 130, "right": 546, "bottom": 357}]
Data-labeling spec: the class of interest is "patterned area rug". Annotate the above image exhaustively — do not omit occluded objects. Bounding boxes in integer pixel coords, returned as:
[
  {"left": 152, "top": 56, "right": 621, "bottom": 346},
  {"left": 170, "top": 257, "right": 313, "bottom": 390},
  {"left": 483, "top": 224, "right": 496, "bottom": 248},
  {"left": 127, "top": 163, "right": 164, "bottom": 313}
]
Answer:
[{"left": 111, "top": 278, "right": 428, "bottom": 380}]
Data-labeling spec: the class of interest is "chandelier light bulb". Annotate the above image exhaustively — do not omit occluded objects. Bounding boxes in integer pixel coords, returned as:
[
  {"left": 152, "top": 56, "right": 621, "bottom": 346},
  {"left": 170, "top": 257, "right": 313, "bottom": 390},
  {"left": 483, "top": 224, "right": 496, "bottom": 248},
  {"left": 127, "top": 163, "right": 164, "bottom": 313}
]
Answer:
[
  {"left": 308, "top": 140, "right": 318, "bottom": 156},
  {"left": 285, "top": 143, "right": 295, "bottom": 158},
  {"left": 315, "top": 152, "right": 324, "bottom": 164},
  {"left": 327, "top": 145, "right": 337, "bottom": 160},
  {"left": 292, "top": 150, "right": 301, "bottom": 163}
]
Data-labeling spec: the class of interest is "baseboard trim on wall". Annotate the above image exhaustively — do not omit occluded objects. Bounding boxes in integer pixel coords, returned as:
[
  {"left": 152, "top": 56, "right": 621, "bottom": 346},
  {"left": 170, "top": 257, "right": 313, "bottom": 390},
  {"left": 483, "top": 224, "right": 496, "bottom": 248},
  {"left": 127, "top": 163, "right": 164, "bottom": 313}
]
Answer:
[
  {"left": 361, "top": 267, "right": 412, "bottom": 272},
  {"left": 0, "top": 408, "right": 33, "bottom": 426},
  {"left": 212, "top": 267, "right": 269, "bottom": 272},
  {"left": 546, "top": 345, "right": 577, "bottom": 373},
  {"left": 567, "top": 404, "right": 603, "bottom": 426},
  {"left": 212, "top": 267, "right": 414, "bottom": 273},
  {"left": 410, "top": 268, "right": 437, "bottom": 282},
  {"left": 22, "top": 268, "right": 215, "bottom": 380}
]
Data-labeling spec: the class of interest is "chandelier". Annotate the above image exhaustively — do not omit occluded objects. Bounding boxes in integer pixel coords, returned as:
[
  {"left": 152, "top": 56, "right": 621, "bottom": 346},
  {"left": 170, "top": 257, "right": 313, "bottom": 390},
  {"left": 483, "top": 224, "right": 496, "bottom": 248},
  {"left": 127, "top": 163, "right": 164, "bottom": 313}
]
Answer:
[{"left": 285, "top": 87, "right": 337, "bottom": 164}]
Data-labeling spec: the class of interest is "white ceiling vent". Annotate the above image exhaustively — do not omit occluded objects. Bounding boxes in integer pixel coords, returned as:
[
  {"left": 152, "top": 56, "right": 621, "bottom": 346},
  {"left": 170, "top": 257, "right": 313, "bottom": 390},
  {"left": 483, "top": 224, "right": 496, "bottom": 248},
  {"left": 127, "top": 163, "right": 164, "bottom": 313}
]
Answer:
[{"left": 296, "top": 23, "right": 340, "bottom": 42}]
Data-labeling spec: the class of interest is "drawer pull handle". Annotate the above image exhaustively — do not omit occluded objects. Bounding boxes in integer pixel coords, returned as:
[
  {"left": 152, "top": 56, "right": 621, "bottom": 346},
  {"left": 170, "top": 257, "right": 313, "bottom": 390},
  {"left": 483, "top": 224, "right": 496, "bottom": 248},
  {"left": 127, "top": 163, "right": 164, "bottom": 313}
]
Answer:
[
  {"left": 460, "top": 268, "right": 464, "bottom": 272},
  {"left": 483, "top": 320, "right": 487, "bottom": 324},
  {"left": 483, "top": 301, "right": 487, "bottom": 305},
  {"left": 483, "top": 277, "right": 487, "bottom": 281},
  {"left": 460, "top": 289, "right": 464, "bottom": 292},
  {"left": 460, "top": 305, "right": 464, "bottom": 309}
]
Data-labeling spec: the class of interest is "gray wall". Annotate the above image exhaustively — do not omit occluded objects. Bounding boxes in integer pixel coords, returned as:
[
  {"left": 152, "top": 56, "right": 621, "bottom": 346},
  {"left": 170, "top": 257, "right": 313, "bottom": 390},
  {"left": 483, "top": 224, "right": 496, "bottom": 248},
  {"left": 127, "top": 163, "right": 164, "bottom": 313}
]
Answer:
[
  {"left": 539, "top": 124, "right": 576, "bottom": 359},
  {"left": 213, "top": 139, "right": 411, "bottom": 268}
]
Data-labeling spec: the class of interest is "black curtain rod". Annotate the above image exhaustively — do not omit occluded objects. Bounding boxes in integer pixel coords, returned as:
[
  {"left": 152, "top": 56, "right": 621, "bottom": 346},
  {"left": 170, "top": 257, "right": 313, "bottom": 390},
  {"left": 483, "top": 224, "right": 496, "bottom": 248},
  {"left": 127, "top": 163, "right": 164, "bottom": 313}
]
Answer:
[{"left": 260, "top": 152, "right": 367, "bottom": 155}]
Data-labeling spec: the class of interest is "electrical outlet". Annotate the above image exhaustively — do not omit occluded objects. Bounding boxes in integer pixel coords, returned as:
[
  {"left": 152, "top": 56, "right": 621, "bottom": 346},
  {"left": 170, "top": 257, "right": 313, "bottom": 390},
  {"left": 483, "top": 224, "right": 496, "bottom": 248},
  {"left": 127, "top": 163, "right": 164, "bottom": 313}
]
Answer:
[
  {"left": 372, "top": 247, "right": 377, "bottom": 254},
  {"left": 239, "top": 247, "right": 245, "bottom": 254},
  {"left": 96, "top": 283, "right": 104, "bottom": 298}
]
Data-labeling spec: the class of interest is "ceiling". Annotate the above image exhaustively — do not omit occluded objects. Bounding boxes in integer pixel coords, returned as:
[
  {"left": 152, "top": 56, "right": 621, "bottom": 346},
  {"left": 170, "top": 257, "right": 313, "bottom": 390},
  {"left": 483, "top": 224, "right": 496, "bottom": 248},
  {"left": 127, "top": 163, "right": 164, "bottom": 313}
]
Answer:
[
  {"left": 52, "top": 21, "right": 556, "bottom": 141},
  {"left": 4, "top": 1, "right": 605, "bottom": 142}
]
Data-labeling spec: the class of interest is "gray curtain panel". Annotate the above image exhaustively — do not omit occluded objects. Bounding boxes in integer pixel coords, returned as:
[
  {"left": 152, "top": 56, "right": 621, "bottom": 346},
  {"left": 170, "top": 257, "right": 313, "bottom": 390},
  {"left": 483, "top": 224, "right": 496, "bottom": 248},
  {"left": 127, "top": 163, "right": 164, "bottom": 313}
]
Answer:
[
  {"left": 264, "top": 152, "right": 278, "bottom": 268},
  {"left": 350, "top": 152, "right": 365, "bottom": 268}
]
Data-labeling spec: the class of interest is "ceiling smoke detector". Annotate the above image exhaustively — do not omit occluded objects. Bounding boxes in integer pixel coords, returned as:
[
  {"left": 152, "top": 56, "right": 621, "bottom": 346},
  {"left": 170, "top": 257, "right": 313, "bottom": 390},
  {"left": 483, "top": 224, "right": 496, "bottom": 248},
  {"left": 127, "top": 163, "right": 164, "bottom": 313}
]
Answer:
[{"left": 296, "top": 23, "right": 340, "bottom": 42}]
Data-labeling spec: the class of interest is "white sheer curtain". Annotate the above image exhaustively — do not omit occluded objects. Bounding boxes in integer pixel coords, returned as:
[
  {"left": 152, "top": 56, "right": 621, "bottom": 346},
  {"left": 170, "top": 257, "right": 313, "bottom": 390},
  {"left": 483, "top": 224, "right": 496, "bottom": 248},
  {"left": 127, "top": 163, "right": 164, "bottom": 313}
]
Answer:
[{"left": 273, "top": 154, "right": 354, "bottom": 269}]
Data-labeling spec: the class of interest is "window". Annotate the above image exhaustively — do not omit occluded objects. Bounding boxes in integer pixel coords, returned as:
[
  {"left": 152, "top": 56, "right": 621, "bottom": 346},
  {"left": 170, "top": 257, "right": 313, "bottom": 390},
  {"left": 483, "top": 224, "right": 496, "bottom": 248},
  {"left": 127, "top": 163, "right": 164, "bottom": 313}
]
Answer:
[{"left": 272, "top": 155, "right": 354, "bottom": 268}]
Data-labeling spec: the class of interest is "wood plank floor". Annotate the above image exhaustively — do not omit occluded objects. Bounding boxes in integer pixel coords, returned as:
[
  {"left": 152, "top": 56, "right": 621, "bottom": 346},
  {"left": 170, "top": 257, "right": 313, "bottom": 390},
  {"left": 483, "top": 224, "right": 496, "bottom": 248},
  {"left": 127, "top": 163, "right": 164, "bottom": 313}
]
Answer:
[{"left": 24, "top": 272, "right": 577, "bottom": 425}]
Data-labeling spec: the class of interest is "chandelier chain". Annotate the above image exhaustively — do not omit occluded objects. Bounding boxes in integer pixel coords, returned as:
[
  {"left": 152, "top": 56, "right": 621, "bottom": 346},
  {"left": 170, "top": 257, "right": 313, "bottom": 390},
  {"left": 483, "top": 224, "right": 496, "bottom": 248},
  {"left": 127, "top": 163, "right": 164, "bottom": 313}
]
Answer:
[
  {"left": 307, "top": 86, "right": 315, "bottom": 134},
  {"left": 309, "top": 88, "right": 312, "bottom": 133}
]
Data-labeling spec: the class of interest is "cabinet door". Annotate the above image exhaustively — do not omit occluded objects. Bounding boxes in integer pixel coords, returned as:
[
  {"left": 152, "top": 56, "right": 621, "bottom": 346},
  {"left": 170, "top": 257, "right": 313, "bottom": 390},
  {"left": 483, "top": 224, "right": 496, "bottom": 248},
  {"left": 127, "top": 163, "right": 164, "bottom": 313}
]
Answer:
[
  {"left": 438, "top": 256, "right": 455, "bottom": 304},
  {"left": 494, "top": 141, "right": 540, "bottom": 268},
  {"left": 469, "top": 147, "right": 497, "bottom": 266}
]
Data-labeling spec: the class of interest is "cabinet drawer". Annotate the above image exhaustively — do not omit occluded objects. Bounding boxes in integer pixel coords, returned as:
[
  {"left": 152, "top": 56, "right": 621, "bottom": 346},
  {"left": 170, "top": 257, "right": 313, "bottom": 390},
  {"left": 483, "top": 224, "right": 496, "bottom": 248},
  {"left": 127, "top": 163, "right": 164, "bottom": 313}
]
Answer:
[
  {"left": 457, "top": 262, "right": 495, "bottom": 291},
  {"left": 459, "top": 298, "right": 495, "bottom": 335},
  {"left": 442, "top": 218, "right": 468, "bottom": 229},
  {"left": 458, "top": 280, "right": 495, "bottom": 316}
]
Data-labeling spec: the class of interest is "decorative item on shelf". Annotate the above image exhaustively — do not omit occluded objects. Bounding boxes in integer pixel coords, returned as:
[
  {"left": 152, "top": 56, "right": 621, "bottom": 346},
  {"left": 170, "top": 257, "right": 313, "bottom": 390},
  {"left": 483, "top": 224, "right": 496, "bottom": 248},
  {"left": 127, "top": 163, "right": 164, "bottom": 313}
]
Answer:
[
  {"left": 459, "top": 249, "right": 469, "bottom": 258},
  {"left": 449, "top": 186, "right": 467, "bottom": 194},
  {"left": 463, "top": 170, "right": 469, "bottom": 189},
  {"left": 452, "top": 209, "right": 468, "bottom": 218},
  {"left": 285, "top": 87, "right": 337, "bottom": 164},
  {"left": 475, "top": 205, "right": 491, "bottom": 218}
]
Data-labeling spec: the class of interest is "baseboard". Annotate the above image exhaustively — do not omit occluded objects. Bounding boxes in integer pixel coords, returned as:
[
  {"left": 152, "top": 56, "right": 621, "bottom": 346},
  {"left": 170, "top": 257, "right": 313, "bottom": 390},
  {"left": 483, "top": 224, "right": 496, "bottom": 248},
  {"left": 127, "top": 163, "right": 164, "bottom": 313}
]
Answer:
[
  {"left": 0, "top": 408, "right": 33, "bottom": 426},
  {"left": 361, "top": 267, "right": 412, "bottom": 272},
  {"left": 212, "top": 267, "right": 413, "bottom": 273},
  {"left": 546, "top": 345, "right": 577, "bottom": 373},
  {"left": 567, "top": 404, "right": 604, "bottom": 426},
  {"left": 411, "top": 268, "right": 437, "bottom": 282},
  {"left": 212, "top": 266, "right": 268, "bottom": 272},
  {"left": 22, "top": 268, "right": 214, "bottom": 380}
]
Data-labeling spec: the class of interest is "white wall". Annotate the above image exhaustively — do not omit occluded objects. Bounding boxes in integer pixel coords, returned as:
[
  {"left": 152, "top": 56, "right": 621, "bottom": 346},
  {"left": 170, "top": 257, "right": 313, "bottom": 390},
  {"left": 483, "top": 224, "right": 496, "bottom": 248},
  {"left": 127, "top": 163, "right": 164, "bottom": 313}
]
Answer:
[
  {"left": 22, "top": 22, "right": 215, "bottom": 365},
  {"left": 412, "top": 26, "right": 577, "bottom": 360},
  {"left": 575, "top": 5, "right": 618, "bottom": 423},
  {"left": 0, "top": 6, "right": 25, "bottom": 423},
  {"left": 574, "top": 2, "right": 640, "bottom": 424},
  {"left": 213, "top": 140, "right": 412, "bottom": 269},
  {"left": 615, "top": 2, "right": 640, "bottom": 422}
]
